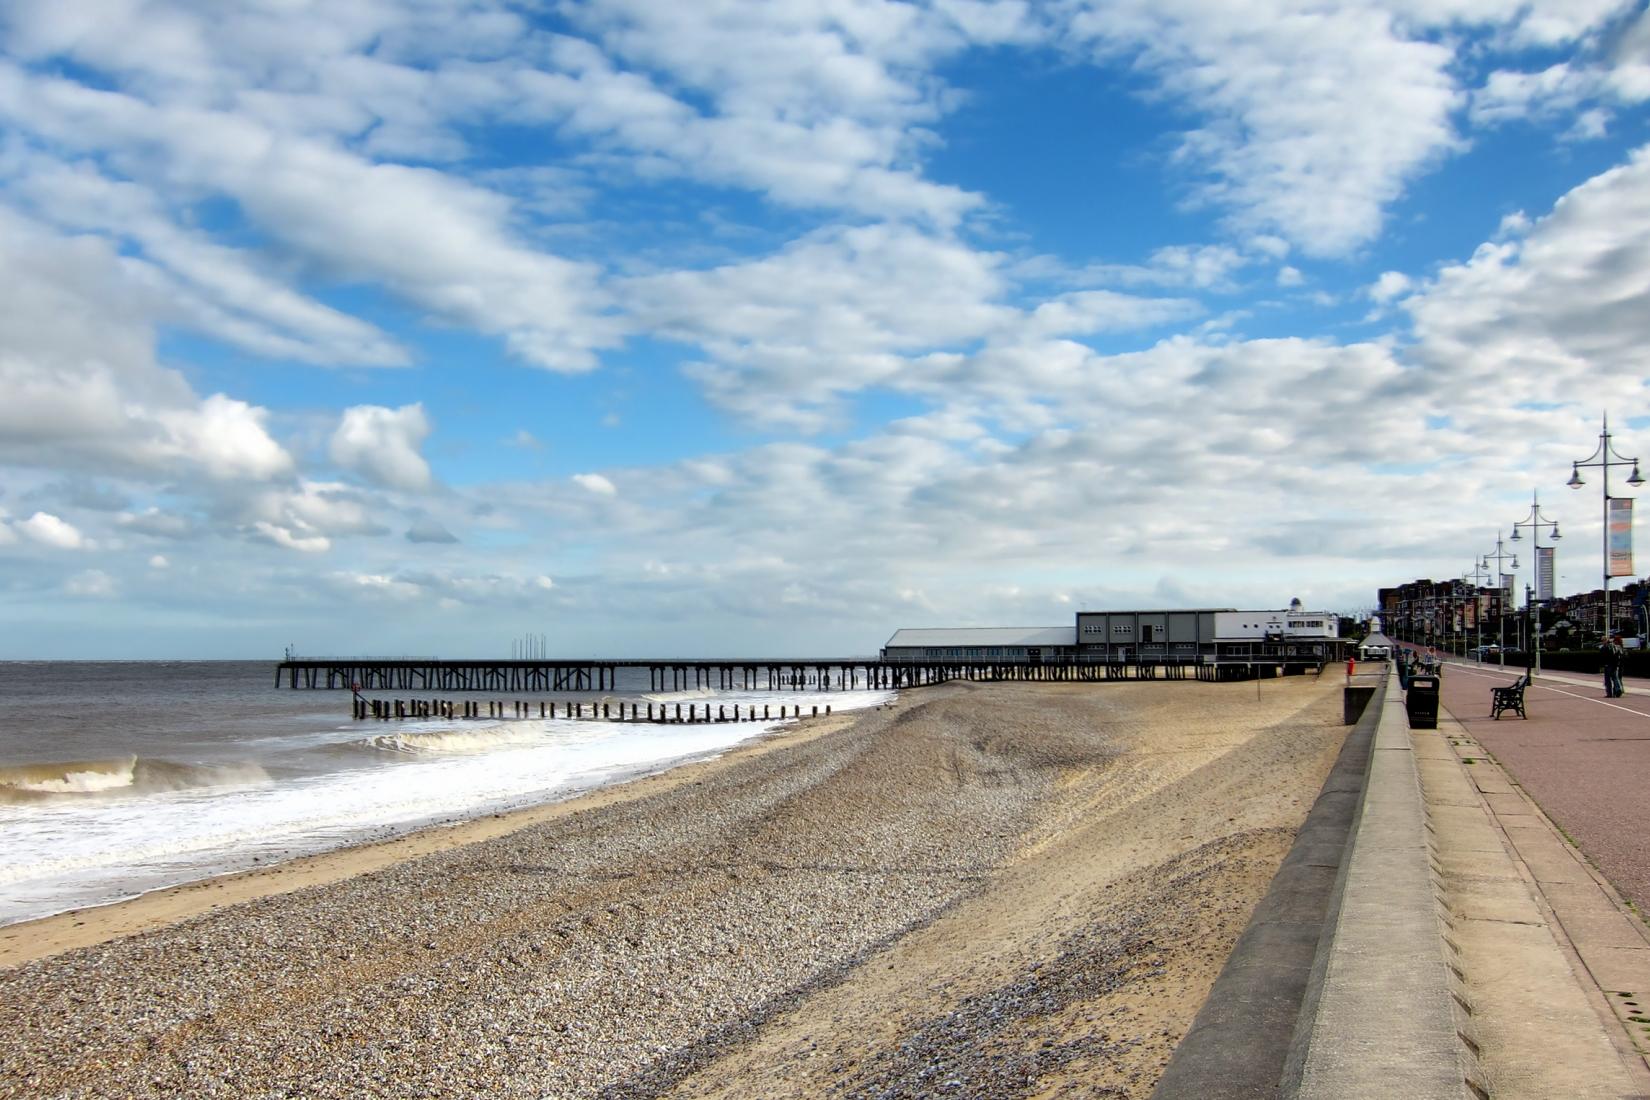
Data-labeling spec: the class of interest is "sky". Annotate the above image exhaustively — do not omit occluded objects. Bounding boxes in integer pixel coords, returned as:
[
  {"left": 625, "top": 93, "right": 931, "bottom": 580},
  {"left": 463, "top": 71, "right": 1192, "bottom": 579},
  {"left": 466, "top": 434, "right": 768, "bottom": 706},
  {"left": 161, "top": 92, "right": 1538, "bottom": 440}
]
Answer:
[{"left": 2, "top": 0, "right": 1649, "bottom": 659}]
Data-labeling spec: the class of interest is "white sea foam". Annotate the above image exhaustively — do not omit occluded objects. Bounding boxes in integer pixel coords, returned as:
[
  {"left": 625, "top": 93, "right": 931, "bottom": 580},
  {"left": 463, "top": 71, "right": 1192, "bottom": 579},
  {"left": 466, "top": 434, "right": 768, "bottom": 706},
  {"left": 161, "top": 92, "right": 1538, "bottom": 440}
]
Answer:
[
  {"left": 360, "top": 724, "right": 545, "bottom": 755},
  {"left": 1, "top": 755, "right": 137, "bottom": 794},
  {"left": 640, "top": 687, "right": 718, "bottom": 702},
  {"left": 0, "top": 686, "right": 896, "bottom": 925}
]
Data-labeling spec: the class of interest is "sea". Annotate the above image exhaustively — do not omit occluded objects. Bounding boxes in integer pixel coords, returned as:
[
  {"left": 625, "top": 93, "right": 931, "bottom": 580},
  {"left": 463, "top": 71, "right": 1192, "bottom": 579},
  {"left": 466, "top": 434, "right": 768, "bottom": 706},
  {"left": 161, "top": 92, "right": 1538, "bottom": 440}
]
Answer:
[{"left": 0, "top": 661, "right": 894, "bottom": 927}]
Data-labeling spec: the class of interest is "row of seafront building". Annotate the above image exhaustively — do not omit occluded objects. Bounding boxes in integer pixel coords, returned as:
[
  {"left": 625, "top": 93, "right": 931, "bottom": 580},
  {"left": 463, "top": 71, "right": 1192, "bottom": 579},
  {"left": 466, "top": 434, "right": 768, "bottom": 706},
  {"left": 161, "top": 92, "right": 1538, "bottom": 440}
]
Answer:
[
  {"left": 881, "top": 603, "right": 1344, "bottom": 674},
  {"left": 1379, "top": 576, "right": 1650, "bottom": 651}
]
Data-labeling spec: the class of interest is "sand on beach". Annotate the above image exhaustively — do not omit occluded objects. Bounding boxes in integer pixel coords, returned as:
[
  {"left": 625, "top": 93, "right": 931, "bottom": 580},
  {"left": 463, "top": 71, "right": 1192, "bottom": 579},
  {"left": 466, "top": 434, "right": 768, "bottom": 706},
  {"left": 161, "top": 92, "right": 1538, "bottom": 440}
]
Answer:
[{"left": 0, "top": 674, "right": 1347, "bottom": 1099}]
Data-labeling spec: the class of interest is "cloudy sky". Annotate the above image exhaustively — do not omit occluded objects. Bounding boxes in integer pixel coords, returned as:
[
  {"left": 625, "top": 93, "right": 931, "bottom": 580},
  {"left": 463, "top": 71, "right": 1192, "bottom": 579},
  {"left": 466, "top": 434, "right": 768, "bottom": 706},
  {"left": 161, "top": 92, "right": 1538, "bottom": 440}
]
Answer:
[{"left": 2, "top": 0, "right": 1648, "bottom": 659}]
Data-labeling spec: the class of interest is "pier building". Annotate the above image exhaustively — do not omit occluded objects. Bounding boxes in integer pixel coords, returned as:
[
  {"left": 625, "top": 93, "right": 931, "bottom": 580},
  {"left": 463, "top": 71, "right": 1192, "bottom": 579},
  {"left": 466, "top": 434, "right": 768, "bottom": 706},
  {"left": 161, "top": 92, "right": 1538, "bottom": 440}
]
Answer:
[
  {"left": 883, "top": 603, "right": 1342, "bottom": 675},
  {"left": 878, "top": 626, "right": 1078, "bottom": 664}
]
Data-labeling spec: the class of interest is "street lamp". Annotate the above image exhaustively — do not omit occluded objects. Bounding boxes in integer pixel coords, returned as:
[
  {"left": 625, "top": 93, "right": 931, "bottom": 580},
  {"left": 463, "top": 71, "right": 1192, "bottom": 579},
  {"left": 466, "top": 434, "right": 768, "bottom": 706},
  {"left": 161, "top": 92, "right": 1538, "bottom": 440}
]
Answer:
[
  {"left": 1481, "top": 532, "right": 1518, "bottom": 669},
  {"left": 1510, "top": 491, "right": 1562, "bottom": 676},
  {"left": 1567, "top": 413, "right": 1644, "bottom": 643},
  {"left": 1463, "top": 562, "right": 1494, "bottom": 659}
]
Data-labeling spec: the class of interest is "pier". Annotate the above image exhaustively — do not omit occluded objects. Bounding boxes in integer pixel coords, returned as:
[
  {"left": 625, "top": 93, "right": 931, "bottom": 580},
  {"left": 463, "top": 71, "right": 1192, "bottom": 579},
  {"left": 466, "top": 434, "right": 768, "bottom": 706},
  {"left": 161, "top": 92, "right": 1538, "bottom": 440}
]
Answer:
[{"left": 276, "top": 655, "right": 1322, "bottom": 691}]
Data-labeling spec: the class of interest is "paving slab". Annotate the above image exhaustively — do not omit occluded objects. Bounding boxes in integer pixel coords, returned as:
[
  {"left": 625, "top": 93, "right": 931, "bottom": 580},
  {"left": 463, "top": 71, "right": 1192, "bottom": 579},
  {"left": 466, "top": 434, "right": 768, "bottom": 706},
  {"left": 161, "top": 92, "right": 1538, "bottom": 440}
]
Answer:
[
  {"left": 1580, "top": 947, "right": 1650, "bottom": 996},
  {"left": 1516, "top": 845, "right": 1605, "bottom": 886},
  {"left": 1424, "top": 803, "right": 1508, "bottom": 853},
  {"left": 1469, "top": 774, "right": 1517, "bottom": 795},
  {"left": 1455, "top": 917, "right": 1644, "bottom": 1100},
  {"left": 1482, "top": 790, "right": 1538, "bottom": 817},
  {"left": 1542, "top": 882, "right": 1650, "bottom": 950}
]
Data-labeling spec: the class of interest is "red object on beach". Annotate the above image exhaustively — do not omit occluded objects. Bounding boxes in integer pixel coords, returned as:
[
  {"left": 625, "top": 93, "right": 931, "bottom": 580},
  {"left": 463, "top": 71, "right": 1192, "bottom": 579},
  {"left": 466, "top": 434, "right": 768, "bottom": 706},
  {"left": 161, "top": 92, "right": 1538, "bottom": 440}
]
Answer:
[{"left": 1346, "top": 658, "right": 1356, "bottom": 679}]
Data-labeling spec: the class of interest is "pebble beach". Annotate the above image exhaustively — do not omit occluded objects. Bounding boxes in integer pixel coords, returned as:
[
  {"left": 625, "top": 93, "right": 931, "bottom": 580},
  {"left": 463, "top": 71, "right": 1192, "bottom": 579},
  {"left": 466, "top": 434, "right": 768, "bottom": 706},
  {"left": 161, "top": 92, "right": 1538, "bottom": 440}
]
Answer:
[{"left": 0, "top": 675, "right": 1347, "bottom": 1098}]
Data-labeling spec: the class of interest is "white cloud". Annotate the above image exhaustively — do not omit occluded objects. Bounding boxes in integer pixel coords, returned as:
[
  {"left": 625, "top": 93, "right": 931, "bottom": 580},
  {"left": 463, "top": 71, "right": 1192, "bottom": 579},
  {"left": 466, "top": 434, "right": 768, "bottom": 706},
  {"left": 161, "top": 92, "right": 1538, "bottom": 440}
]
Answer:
[
  {"left": 156, "top": 395, "right": 292, "bottom": 481},
  {"left": 4, "top": 155, "right": 407, "bottom": 367},
  {"left": 0, "top": 59, "right": 619, "bottom": 372},
  {"left": 1276, "top": 265, "right": 1304, "bottom": 287},
  {"left": 1060, "top": 0, "right": 1635, "bottom": 258},
  {"left": 1402, "top": 142, "right": 1650, "bottom": 405},
  {"left": 1369, "top": 271, "right": 1413, "bottom": 303},
  {"left": 148, "top": 554, "right": 169, "bottom": 569},
  {"left": 242, "top": 480, "right": 386, "bottom": 553},
  {"left": 252, "top": 521, "right": 331, "bottom": 554},
  {"left": 118, "top": 508, "right": 194, "bottom": 539},
  {"left": 330, "top": 404, "right": 434, "bottom": 492},
  {"left": 65, "top": 569, "right": 116, "bottom": 597},
  {"left": 625, "top": 223, "right": 1028, "bottom": 427},
  {"left": 1472, "top": 63, "right": 1597, "bottom": 127},
  {"left": 543, "top": 2, "right": 996, "bottom": 224},
  {"left": 1064, "top": 0, "right": 1464, "bottom": 255},
  {"left": 572, "top": 473, "right": 618, "bottom": 496},
  {"left": 1085, "top": 244, "right": 1252, "bottom": 290},
  {"left": 0, "top": 207, "right": 293, "bottom": 482},
  {"left": 331, "top": 571, "right": 424, "bottom": 600},
  {"left": 19, "top": 511, "right": 85, "bottom": 549}
]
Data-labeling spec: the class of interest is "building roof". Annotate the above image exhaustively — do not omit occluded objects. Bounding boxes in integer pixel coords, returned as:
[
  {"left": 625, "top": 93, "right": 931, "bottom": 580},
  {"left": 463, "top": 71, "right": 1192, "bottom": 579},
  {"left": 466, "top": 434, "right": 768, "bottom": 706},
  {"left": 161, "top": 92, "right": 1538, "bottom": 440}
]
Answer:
[
  {"left": 884, "top": 626, "right": 1076, "bottom": 649},
  {"left": 1359, "top": 631, "right": 1395, "bottom": 650},
  {"left": 1076, "top": 608, "right": 1234, "bottom": 615}
]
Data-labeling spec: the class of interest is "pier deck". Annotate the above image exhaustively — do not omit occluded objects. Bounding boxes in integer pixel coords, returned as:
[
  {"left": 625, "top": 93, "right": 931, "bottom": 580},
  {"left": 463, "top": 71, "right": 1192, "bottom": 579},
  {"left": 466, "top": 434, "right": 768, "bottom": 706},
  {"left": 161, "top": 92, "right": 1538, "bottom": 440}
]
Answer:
[{"left": 274, "top": 656, "right": 1321, "bottom": 691}]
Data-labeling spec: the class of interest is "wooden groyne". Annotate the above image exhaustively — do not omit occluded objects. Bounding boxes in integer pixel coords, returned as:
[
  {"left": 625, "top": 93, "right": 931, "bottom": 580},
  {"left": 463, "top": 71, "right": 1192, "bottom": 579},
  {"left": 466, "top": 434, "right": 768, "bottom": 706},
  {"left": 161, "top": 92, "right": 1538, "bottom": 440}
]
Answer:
[
  {"left": 282, "top": 655, "right": 1316, "bottom": 691},
  {"left": 354, "top": 698, "right": 833, "bottom": 723}
]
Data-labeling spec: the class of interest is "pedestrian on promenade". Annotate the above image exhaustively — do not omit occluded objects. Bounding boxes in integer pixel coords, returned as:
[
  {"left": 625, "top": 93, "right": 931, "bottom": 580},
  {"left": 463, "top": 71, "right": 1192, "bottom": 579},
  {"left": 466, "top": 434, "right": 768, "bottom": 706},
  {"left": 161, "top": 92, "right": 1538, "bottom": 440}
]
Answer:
[{"left": 1600, "top": 635, "right": 1625, "bottom": 697}]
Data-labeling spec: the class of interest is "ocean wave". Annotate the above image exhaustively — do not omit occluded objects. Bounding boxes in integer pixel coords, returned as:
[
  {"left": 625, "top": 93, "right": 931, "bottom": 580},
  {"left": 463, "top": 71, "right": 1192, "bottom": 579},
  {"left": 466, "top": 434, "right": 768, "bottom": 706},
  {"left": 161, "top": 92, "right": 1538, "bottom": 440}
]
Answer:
[
  {"left": 640, "top": 687, "right": 718, "bottom": 703},
  {"left": 0, "top": 756, "right": 270, "bottom": 802},
  {"left": 358, "top": 724, "right": 546, "bottom": 755}
]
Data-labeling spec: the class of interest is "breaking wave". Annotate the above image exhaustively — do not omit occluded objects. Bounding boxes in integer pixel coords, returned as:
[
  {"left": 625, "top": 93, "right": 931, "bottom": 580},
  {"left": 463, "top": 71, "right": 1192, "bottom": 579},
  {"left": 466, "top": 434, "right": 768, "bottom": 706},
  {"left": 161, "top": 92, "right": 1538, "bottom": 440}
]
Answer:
[
  {"left": 0, "top": 756, "right": 270, "bottom": 802},
  {"left": 641, "top": 687, "right": 717, "bottom": 703},
  {"left": 359, "top": 724, "right": 546, "bottom": 755}
]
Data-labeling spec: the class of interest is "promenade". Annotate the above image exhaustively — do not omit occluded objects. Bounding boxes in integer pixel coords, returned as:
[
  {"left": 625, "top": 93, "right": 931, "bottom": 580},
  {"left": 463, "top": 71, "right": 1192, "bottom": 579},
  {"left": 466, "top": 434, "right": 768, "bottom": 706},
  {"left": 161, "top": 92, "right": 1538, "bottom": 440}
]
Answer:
[
  {"left": 1413, "top": 650, "right": 1650, "bottom": 1093},
  {"left": 1431, "top": 656, "right": 1650, "bottom": 914},
  {"left": 1160, "top": 655, "right": 1650, "bottom": 1098}
]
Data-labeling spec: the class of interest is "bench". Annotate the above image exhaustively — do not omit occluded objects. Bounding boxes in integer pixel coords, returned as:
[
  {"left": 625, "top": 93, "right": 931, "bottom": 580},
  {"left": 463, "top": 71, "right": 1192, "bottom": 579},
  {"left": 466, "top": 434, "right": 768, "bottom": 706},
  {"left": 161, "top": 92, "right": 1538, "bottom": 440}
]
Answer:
[{"left": 1491, "top": 674, "right": 1529, "bottom": 720}]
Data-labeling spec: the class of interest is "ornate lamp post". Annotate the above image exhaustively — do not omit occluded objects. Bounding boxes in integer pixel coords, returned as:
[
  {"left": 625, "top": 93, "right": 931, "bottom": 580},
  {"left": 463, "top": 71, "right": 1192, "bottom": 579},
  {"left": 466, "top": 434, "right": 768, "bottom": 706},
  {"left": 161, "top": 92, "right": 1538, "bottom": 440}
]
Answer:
[
  {"left": 1481, "top": 532, "right": 1518, "bottom": 669},
  {"left": 1463, "top": 563, "right": 1494, "bottom": 659},
  {"left": 1510, "top": 492, "right": 1562, "bottom": 676},
  {"left": 1567, "top": 414, "right": 1644, "bottom": 643}
]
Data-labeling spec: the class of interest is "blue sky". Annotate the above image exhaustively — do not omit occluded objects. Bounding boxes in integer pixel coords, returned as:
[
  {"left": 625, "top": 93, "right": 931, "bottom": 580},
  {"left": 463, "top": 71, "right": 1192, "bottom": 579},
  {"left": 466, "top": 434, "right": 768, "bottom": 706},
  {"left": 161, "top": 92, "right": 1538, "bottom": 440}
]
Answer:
[{"left": 2, "top": 0, "right": 1649, "bottom": 658}]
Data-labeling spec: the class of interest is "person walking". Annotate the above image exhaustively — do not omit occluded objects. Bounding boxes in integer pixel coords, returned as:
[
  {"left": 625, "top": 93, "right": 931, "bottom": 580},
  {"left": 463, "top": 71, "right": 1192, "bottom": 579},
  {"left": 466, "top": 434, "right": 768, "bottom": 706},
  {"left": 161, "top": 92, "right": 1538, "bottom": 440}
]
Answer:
[{"left": 1601, "top": 635, "right": 1625, "bottom": 697}]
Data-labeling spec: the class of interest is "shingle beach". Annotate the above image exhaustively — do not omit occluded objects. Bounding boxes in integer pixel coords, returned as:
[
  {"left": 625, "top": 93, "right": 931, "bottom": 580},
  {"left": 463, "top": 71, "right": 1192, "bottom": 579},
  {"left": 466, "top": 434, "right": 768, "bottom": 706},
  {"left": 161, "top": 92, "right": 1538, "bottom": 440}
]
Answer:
[{"left": 0, "top": 675, "right": 1345, "bottom": 1098}]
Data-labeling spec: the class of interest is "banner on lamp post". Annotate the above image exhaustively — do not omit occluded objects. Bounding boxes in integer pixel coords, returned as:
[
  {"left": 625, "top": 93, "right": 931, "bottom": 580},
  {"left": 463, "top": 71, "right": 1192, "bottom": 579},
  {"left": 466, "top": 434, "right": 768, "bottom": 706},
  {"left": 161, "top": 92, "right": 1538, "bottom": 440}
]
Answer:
[
  {"left": 1537, "top": 546, "right": 1555, "bottom": 601},
  {"left": 1608, "top": 497, "right": 1634, "bottom": 577}
]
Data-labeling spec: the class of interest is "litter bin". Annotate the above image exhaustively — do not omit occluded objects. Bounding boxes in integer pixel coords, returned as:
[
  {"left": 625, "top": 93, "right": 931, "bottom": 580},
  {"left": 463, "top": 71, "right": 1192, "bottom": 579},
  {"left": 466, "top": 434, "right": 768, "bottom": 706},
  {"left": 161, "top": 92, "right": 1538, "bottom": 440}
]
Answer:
[{"left": 1406, "top": 674, "right": 1439, "bottom": 730}]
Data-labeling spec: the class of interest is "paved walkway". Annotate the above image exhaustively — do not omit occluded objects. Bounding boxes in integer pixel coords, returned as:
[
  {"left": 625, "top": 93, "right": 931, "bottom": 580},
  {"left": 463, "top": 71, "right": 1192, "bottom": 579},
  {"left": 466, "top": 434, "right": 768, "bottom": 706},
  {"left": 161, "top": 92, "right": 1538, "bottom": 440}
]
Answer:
[
  {"left": 1422, "top": 655, "right": 1650, "bottom": 915},
  {"left": 1397, "top": 649, "right": 1650, "bottom": 1090}
]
